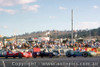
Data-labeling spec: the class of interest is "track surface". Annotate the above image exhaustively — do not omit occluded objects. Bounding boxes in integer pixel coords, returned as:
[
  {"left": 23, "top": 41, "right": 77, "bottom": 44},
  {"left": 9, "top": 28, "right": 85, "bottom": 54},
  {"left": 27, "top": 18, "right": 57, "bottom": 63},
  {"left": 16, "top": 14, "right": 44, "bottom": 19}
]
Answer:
[{"left": 0, "top": 56, "right": 100, "bottom": 67}]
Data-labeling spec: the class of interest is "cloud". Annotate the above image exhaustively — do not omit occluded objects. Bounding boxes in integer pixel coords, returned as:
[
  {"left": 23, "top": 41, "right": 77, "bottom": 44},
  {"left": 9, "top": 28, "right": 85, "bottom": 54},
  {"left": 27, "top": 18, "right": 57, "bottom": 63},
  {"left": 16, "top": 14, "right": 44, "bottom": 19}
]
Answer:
[
  {"left": 22, "top": 5, "right": 40, "bottom": 12},
  {"left": 17, "top": 0, "right": 37, "bottom": 4},
  {"left": 0, "top": 0, "right": 14, "bottom": 6},
  {"left": 0, "top": 0, "right": 37, "bottom": 6},
  {"left": 59, "top": 6, "right": 66, "bottom": 10},
  {"left": 93, "top": 5, "right": 99, "bottom": 9},
  {"left": 0, "top": 0, "right": 38, "bottom": 14},
  {"left": 75, "top": 22, "right": 100, "bottom": 30},
  {"left": 3, "top": 25, "right": 8, "bottom": 29},
  {"left": 0, "top": 8, "right": 17, "bottom": 14},
  {"left": 0, "top": 25, "right": 9, "bottom": 29},
  {"left": 49, "top": 16, "right": 56, "bottom": 19}
]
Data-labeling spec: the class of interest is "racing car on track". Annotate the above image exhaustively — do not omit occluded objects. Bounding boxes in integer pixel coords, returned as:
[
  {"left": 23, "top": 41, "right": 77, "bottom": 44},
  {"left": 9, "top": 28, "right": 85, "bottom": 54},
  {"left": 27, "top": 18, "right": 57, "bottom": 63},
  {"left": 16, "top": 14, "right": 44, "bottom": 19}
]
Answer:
[
  {"left": 66, "top": 49, "right": 97, "bottom": 57},
  {"left": 33, "top": 48, "right": 59, "bottom": 58},
  {"left": 40, "top": 48, "right": 57, "bottom": 58},
  {"left": 0, "top": 50, "right": 6, "bottom": 57},
  {"left": 52, "top": 48, "right": 73, "bottom": 56},
  {"left": 5, "top": 49, "right": 32, "bottom": 59}
]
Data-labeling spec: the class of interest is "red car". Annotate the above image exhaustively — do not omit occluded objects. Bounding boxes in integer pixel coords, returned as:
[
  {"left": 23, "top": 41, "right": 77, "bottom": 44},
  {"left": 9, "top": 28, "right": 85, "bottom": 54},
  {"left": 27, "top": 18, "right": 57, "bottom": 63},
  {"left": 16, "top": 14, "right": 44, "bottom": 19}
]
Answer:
[
  {"left": 18, "top": 51, "right": 32, "bottom": 58},
  {"left": 5, "top": 50, "right": 32, "bottom": 59},
  {"left": 5, "top": 51, "right": 19, "bottom": 59}
]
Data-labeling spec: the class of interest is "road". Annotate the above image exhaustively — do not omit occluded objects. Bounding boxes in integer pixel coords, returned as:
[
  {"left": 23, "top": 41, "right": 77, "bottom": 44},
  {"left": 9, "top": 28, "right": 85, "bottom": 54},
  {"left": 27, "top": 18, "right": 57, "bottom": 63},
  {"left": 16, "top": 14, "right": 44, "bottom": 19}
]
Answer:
[{"left": 0, "top": 56, "right": 100, "bottom": 67}]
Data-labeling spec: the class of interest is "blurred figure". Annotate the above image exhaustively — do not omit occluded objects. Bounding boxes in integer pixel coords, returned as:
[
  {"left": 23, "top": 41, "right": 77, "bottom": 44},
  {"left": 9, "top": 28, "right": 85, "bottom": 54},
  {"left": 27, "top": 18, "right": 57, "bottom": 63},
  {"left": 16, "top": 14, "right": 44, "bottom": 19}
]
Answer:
[{"left": 0, "top": 41, "right": 3, "bottom": 50}]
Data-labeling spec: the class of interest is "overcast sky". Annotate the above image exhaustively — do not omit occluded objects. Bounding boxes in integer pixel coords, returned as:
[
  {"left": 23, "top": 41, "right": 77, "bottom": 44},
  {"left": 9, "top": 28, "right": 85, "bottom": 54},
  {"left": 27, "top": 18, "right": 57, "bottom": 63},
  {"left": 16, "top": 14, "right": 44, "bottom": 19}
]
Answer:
[{"left": 0, "top": 0, "right": 100, "bottom": 36}]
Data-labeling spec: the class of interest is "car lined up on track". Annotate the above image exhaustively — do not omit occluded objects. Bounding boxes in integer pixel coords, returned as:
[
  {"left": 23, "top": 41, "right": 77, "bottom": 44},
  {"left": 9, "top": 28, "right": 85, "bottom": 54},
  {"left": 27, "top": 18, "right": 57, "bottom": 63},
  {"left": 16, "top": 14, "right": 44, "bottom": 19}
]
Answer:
[
  {"left": 0, "top": 47, "right": 97, "bottom": 59},
  {"left": 33, "top": 48, "right": 57, "bottom": 58},
  {"left": 66, "top": 49, "right": 97, "bottom": 57},
  {"left": 0, "top": 50, "right": 6, "bottom": 57},
  {"left": 0, "top": 49, "right": 32, "bottom": 59}
]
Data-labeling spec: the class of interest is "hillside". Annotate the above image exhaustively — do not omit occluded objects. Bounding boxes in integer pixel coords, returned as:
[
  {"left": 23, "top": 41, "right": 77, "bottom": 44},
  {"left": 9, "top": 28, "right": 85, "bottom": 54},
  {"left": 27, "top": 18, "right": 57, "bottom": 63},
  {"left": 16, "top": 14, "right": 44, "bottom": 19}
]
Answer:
[
  {"left": 16, "top": 30, "right": 71, "bottom": 39},
  {"left": 10, "top": 27, "right": 100, "bottom": 39}
]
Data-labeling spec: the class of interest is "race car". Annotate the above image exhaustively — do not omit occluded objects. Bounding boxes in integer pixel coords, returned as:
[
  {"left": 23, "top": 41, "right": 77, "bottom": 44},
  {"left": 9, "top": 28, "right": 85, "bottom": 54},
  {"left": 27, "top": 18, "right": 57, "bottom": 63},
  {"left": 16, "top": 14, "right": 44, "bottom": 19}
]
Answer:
[
  {"left": 16, "top": 49, "right": 32, "bottom": 58},
  {"left": 32, "top": 47, "right": 41, "bottom": 58},
  {"left": 33, "top": 48, "right": 57, "bottom": 58},
  {"left": 66, "top": 49, "right": 97, "bottom": 57},
  {"left": 52, "top": 48, "right": 73, "bottom": 56},
  {"left": 5, "top": 49, "right": 32, "bottom": 59},
  {"left": 40, "top": 48, "right": 55, "bottom": 58},
  {"left": 18, "top": 51, "right": 32, "bottom": 58},
  {"left": 0, "top": 50, "right": 6, "bottom": 57},
  {"left": 52, "top": 49, "right": 60, "bottom": 56},
  {"left": 5, "top": 50, "right": 19, "bottom": 59}
]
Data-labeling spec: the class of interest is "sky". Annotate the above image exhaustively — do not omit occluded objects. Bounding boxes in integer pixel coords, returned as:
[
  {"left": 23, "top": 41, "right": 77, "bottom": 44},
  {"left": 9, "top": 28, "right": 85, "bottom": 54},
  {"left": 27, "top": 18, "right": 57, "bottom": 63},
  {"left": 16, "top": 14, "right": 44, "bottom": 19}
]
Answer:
[{"left": 0, "top": 0, "right": 100, "bottom": 37}]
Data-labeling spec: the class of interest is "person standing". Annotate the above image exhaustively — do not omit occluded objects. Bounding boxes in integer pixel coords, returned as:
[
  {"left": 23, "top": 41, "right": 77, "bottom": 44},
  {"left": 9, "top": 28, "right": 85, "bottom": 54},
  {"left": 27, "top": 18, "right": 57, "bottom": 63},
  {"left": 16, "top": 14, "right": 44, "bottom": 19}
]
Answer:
[{"left": 0, "top": 41, "right": 3, "bottom": 50}]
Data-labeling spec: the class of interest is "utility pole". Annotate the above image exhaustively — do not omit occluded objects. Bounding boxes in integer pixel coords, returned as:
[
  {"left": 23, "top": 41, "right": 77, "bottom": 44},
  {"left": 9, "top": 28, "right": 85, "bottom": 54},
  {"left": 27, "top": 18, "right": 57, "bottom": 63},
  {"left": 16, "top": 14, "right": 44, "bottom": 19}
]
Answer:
[{"left": 71, "top": 9, "right": 74, "bottom": 46}]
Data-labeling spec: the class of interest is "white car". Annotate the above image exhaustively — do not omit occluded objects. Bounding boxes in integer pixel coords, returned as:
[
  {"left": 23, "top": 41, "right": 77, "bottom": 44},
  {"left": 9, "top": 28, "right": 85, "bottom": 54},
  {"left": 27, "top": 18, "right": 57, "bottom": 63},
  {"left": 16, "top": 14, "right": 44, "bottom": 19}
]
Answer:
[{"left": 52, "top": 48, "right": 73, "bottom": 56}]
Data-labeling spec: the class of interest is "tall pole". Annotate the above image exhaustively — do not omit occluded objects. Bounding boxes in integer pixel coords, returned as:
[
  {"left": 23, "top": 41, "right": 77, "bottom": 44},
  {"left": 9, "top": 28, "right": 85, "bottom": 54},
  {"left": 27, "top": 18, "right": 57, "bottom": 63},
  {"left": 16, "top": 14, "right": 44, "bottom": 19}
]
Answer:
[
  {"left": 14, "top": 32, "right": 17, "bottom": 44},
  {"left": 71, "top": 9, "right": 74, "bottom": 46},
  {"left": 89, "top": 30, "right": 91, "bottom": 41}
]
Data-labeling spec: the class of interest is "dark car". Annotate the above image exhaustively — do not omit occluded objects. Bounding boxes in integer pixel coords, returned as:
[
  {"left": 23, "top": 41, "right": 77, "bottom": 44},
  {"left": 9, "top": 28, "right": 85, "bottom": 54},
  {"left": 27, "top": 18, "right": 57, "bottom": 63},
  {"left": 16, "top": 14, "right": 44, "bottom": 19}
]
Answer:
[
  {"left": 33, "top": 48, "right": 54, "bottom": 58},
  {"left": 40, "top": 49, "right": 54, "bottom": 58}
]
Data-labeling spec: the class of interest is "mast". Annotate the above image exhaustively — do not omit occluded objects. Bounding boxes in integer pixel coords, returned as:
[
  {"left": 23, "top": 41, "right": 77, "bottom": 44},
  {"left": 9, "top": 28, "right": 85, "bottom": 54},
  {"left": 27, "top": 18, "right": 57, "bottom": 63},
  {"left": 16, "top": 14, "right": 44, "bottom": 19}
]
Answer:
[{"left": 71, "top": 9, "right": 74, "bottom": 46}]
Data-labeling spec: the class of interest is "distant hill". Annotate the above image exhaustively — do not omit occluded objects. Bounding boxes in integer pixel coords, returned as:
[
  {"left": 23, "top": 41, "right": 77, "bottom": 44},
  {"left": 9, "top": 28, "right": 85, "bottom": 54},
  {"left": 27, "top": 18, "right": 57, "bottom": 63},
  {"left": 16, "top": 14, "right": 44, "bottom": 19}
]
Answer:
[
  {"left": 10, "top": 27, "right": 100, "bottom": 39},
  {"left": 15, "top": 30, "right": 71, "bottom": 39}
]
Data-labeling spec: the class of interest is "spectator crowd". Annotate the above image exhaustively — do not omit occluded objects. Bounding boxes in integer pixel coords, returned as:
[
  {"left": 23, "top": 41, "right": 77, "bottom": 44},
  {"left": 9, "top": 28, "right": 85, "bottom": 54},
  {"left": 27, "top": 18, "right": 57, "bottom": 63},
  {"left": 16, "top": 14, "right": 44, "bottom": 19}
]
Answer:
[{"left": 0, "top": 40, "right": 100, "bottom": 51}]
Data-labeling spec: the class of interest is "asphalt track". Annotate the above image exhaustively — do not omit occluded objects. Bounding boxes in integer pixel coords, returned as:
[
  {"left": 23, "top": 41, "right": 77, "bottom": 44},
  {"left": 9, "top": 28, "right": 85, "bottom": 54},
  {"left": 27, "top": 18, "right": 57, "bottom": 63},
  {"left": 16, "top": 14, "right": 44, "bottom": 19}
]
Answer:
[{"left": 0, "top": 56, "right": 100, "bottom": 67}]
